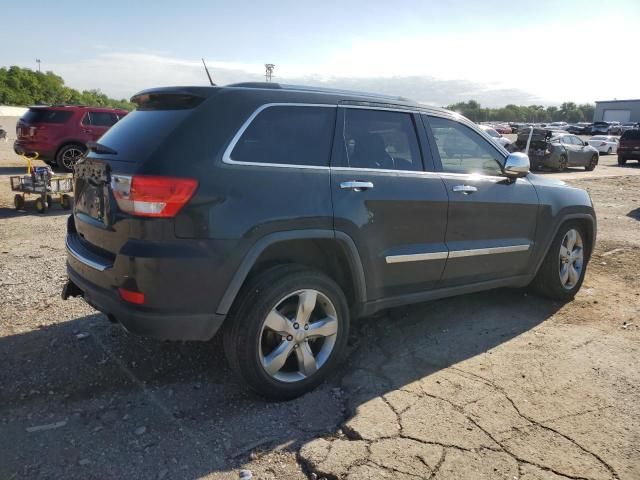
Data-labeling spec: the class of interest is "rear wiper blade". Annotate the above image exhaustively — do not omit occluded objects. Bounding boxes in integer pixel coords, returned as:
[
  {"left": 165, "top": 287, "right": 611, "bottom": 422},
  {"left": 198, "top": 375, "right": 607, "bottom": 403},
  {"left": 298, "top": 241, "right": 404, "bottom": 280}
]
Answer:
[{"left": 87, "top": 141, "right": 118, "bottom": 155}]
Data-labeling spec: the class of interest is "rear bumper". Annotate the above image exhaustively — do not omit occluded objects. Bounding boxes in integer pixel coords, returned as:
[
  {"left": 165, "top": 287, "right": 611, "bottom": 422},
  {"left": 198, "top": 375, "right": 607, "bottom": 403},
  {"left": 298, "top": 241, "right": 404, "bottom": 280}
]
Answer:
[
  {"left": 13, "top": 139, "right": 56, "bottom": 161},
  {"left": 65, "top": 265, "right": 225, "bottom": 341},
  {"left": 618, "top": 148, "right": 640, "bottom": 159}
]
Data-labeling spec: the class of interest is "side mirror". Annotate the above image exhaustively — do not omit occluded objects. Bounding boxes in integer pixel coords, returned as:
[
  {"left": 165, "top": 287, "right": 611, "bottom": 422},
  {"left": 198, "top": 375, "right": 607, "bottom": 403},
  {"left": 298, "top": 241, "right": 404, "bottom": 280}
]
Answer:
[{"left": 503, "top": 152, "right": 530, "bottom": 178}]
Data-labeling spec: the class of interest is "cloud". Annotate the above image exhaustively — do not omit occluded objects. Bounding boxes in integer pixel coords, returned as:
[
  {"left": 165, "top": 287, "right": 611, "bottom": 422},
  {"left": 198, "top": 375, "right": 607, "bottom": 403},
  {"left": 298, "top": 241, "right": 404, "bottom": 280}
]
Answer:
[{"left": 47, "top": 52, "right": 540, "bottom": 107}]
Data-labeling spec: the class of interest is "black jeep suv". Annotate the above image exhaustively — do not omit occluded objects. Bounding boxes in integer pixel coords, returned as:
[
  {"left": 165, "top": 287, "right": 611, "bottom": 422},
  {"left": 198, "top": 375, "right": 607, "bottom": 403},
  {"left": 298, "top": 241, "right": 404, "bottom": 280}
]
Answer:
[{"left": 63, "top": 83, "right": 596, "bottom": 399}]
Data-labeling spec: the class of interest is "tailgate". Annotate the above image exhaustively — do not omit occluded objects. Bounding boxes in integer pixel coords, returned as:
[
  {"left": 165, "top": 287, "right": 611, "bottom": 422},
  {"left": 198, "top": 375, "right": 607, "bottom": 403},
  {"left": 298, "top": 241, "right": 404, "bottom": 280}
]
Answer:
[{"left": 73, "top": 158, "right": 127, "bottom": 257}]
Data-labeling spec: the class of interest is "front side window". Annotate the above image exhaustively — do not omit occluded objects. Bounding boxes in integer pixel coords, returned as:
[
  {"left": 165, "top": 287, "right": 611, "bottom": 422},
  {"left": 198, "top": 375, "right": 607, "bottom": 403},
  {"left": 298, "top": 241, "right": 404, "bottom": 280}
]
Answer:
[
  {"left": 230, "top": 105, "right": 335, "bottom": 167},
  {"left": 426, "top": 116, "right": 503, "bottom": 176},
  {"left": 339, "top": 108, "right": 422, "bottom": 171}
]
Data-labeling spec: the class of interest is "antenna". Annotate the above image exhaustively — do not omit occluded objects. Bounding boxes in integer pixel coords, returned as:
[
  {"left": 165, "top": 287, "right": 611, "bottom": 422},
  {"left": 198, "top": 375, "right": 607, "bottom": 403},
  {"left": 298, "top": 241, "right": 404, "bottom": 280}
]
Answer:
[
  {"left": 201, "top": 58, "right": 215, "bottom": 86},
  {"left": 265, "top": 63, "right": 275, "bottom": 82}
]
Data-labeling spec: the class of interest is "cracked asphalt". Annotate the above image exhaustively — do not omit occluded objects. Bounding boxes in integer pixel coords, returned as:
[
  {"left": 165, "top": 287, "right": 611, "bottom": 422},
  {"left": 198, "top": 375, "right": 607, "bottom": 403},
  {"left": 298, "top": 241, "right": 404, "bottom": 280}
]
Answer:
[{"left": 1, "top": 116, "right": 639, "bottom": 479}]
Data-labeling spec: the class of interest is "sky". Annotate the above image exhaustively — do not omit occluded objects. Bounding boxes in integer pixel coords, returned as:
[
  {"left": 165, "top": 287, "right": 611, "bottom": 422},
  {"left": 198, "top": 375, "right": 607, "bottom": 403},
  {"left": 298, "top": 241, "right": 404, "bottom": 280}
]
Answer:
[{"left": 2, "top": 0, "right": 639, "bottom": 107}]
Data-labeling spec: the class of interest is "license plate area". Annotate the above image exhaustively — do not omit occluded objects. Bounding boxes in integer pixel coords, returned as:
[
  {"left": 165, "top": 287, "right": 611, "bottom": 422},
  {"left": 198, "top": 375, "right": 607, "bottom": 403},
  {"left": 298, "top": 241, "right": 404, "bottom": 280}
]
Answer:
[{"left": 74, "top": 160, "right": 110, "bottom": 224}]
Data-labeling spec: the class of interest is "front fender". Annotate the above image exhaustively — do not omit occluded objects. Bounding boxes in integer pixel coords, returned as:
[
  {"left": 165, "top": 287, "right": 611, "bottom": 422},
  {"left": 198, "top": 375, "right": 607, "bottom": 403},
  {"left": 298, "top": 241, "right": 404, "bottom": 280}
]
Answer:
[{"left": 528, "top": 175, "right": 596, "bottom": 274}]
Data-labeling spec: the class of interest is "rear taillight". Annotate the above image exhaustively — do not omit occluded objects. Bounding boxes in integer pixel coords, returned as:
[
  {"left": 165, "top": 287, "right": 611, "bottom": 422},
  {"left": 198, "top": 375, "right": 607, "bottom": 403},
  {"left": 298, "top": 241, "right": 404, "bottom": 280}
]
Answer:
[
  {"left": 111, "top": 175, "right": 198, "bottom": 218},
  {"left": 118, "top": 288, "right": 145, "bottom": 304}
]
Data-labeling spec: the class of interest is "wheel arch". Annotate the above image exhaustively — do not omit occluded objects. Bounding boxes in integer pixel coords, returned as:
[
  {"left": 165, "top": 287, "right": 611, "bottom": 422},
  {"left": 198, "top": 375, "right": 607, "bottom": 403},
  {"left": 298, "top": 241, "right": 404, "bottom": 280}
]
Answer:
[
  {"left": 532, "top": 213, "right": 596, "bottom": 277},
  {"left": 216, "top": 230, "right": 367, "bottom": 317},
  {"left": 55, "top": 140, "right": 87, "bottom": 161}
]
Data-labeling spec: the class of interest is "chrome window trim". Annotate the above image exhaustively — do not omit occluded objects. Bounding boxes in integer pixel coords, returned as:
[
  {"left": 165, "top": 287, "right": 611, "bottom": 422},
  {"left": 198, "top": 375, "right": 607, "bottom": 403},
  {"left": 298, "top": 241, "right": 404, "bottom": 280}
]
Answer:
[
  {"left": 338, "top": 104, "right": 420, "bottom": 114},
  {"left": 66, "top": 236, "right": 111, "bottom": 272},
  {"left": 222, "top": 103, "right": 336, "bottom": 169},
  {"left": 220, "top": 102, "right": 511, "bottom": 182},
  {"left": 385, "top": 243, "right": 530, "bottom": 264},
  {"left": 448, "top": 244, "right": 530, "bottom": 259}
]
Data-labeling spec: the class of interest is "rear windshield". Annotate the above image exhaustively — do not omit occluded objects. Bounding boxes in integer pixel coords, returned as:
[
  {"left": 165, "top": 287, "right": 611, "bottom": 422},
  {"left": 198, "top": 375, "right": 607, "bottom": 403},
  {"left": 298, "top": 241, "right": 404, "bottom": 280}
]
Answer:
[
  {"left": 93, "top": 109, "right": 193, "bottom": 161},
  {"left": 621, "top": 130, "right": 640, "bottom": 140},
  {"left": 21, "top": 108, "right": 73, "bottom": 124}
]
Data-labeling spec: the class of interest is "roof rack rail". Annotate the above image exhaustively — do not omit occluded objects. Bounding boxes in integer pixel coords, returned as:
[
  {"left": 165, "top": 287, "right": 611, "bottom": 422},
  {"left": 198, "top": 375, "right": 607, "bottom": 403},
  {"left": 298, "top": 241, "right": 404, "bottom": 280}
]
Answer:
[{"left": 225, "top": 82, "right": 412, "bottom": 103}]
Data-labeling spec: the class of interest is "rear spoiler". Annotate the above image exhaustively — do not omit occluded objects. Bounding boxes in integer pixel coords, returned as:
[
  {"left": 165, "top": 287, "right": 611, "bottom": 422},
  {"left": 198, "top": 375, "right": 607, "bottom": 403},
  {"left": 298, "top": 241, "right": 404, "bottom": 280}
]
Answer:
[{"left": 130, "top": 87, "right": 215, "bottom": 111}]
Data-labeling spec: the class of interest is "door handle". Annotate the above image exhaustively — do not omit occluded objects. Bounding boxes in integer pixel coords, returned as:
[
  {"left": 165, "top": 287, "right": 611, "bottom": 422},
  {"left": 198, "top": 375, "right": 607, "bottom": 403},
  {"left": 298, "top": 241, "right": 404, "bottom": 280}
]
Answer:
[
  {"left": 340, "top": 181, "right": 374, "bottom": 191},
  {"left": 452, "top": 185, "right": 478, "bottom": 194}
]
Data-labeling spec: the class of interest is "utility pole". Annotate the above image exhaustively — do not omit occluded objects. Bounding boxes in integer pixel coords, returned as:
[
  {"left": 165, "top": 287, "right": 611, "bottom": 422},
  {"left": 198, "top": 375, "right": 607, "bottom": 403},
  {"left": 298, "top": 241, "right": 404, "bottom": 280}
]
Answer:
[
  {"left": 265, "top": 64, "right": 275, "bottom": 82},
  {"left": 36, "top": 59, "right": 41, "bottom": 72}
]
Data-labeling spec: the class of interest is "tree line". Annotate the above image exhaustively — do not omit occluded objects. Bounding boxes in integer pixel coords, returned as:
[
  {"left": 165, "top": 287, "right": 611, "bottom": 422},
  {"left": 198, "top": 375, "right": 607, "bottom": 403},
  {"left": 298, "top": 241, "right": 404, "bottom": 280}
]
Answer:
[
  {"left": 446, "top": 100, "right": 595, "bottom": 123},
  {"left": 0, "top": 66, "right": 133, "bottom": 110}
]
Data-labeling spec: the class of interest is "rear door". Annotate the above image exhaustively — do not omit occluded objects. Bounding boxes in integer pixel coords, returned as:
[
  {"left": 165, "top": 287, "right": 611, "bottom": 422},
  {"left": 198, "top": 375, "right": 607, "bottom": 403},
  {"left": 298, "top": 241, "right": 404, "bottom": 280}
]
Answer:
[
  {"left": 331, "top": 106, "right": 449, "bottom": 300},
  {"left": 82, "top": 111, "right": 118, "bottom": 142},
  {"left": 423, "top": 114, "right": 538, "bottom": 287}
]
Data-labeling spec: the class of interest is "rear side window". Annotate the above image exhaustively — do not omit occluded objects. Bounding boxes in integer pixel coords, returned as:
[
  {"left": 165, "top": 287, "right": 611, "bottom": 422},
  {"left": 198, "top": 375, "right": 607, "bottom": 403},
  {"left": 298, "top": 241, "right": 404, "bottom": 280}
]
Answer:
[
  {"left": 621, "top": 129, "right": 640, "bottom": 140},
  {"left": 21, "top": 109, "right": 72, "bottom": 124},
  {"left": 338, "top": 108, "right": 422, "bottom": 171},
  {"left": 84, "top": 111, "right": 117, "bottom": 127},
  {"left": 230, "top": 105, "right": 336, "bottom": 167}
]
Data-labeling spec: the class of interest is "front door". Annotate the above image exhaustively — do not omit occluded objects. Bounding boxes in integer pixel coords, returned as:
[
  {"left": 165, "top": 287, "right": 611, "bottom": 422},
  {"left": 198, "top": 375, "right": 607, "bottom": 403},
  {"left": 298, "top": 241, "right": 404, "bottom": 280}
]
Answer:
[
  {"left": 423, "top": 114, "right": 539, "bottom": 287},
  {"left": 331, "top": 107, "right": 449, "bottom": 300}
]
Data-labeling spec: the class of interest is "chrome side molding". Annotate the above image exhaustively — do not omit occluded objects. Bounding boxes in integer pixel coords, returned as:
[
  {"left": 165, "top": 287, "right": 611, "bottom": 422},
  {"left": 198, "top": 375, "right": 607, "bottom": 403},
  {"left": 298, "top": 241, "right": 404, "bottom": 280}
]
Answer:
[{"left": 385, "top": 244, "right": 530, "bottom": 264}]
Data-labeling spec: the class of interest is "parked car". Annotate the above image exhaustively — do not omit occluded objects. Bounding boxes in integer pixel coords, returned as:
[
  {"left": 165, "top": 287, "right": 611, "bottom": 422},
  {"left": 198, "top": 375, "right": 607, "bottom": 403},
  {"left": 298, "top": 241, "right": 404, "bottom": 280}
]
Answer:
[
  {"left": 548, "top": 122, "right": 569, "bottom": 131},
  {"left": 587, "top": 135, "right": 618, "bottom": 155},
  {"left": 493, "top": 124, "right": 512, "bottom": 134},
  {"left": 479, "top": 125, "right": 512, "bottom": 147},
  {"left": 513, "top": 129, "right": 599, "bottom": 171},
  {"left": 61, "top": 83, "right": 596, "bottom": 399},
  {"left": 566, "top": 123, "right": 592, "bottom": 135},
  {"left": 13, "top": 105, "right": 128, "bottom": 172},
  {"left": 620, "top": 122, "right": 639, "bottom": 133},
  {"left": 607, "top": 122, "right": 622, "bottom": 135},
  {"left": 591, "top": 121, "right": 613, "bottom": 135},
  {"left": 617, "top": 128, "right": 640, "bottom": 165}
]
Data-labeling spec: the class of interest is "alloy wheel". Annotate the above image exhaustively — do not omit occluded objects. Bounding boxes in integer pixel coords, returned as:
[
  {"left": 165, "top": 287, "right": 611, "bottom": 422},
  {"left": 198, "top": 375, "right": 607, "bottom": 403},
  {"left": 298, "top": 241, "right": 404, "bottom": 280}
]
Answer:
[
  {"left": 259, "top": 289, "right": 338, "bottom": 383},
  {"left": 558, "top": 228, "right": 584, "bottom": 290},
  {"left": 61, "top": 147, "right": 84, "bottom": 170}
]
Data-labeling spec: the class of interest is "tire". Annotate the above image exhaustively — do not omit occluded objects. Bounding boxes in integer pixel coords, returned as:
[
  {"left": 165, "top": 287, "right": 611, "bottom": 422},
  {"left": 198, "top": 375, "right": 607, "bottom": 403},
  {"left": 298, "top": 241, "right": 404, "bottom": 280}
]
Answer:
[
  {"left": 531, "top": 222, "right": 589, "bottom": 301},
  {"left": 14, "top": 194, "right": 24, "bottom": 210},
  {"left": 557, "top": 155, "right": 568, "bottom": 171},
  {"left": 606, "top": 147, "right": 612, "bottom": 155},
  {"left": 35, "top": 197, "right": 46, "bottom": 213},
  {"left": 223, "top": 265, "right": 350, "bottom": 400},
  {"left": 585, "top": 154, "right": 598, "bottom": 171},
  {"left": 618, "top": 156, "right": 627, "bottom": 166},
  {"left": 61, "top": 194, "right": 72, "bottom": 210},
  {"left": 56, "top": 143, "right": 86, "bottom": 172}
]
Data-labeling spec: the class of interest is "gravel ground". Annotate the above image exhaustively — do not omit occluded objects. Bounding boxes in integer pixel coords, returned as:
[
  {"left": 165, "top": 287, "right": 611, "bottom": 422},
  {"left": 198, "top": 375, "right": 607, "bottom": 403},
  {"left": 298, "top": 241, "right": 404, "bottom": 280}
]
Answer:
[{"left": 1, "top": 116, "right": 639, "bottom": 479}]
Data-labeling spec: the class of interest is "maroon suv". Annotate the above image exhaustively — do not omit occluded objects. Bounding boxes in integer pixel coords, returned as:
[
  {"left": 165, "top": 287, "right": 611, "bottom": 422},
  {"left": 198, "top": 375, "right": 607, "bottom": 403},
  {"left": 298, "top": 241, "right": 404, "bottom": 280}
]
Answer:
[
  {"left": 618, "top": 128, "right": 640, "bottom": 165},
  {"left": 14, "top": 105, "right": 128, "bottom": 171}
]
